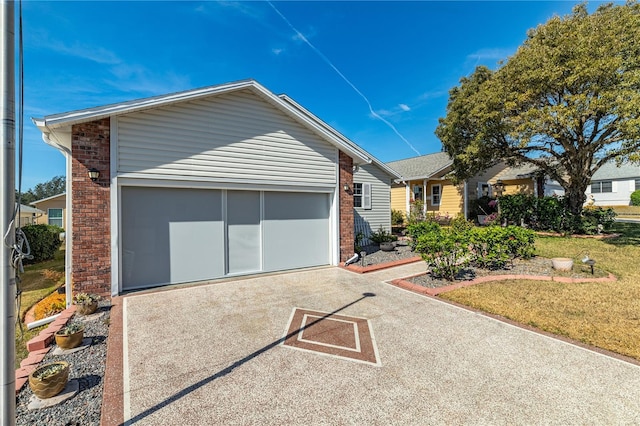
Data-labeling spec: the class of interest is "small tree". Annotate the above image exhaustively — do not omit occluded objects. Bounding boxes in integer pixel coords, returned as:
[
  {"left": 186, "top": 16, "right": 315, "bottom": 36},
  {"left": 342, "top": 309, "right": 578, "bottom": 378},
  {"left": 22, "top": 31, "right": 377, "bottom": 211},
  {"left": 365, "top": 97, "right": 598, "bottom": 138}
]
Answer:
[{"left": 437, "top": 2, "right": 640, "bottom": 223}]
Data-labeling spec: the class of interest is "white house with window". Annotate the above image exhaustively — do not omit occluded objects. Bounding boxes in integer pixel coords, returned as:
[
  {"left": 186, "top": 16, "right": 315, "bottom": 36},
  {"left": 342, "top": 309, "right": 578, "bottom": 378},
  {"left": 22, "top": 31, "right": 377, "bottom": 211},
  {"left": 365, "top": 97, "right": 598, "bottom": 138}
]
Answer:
[
  {"left": 353, "top": 162, "right": 398, "bottom": 244},
  {"left": 30, "top": 193, "right": 66, "bottom": 229},
  {"left": 586, "top": 162, "right": 640, "bottom": 206}
]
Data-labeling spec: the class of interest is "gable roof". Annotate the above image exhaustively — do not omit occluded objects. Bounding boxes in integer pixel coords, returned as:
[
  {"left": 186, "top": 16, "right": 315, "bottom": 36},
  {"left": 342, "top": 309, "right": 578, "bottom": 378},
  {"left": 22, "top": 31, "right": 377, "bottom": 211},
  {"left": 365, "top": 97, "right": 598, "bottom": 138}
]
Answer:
[
  {"left": 33, "top": 79, "right": 377, "bottom": 166},
  {"left": 591, "top": 161, "right": 640, "bottom": 180},
  {"left": 493, "top": 163, "right": 540, "bottom": 181},
  {"left": 385, "top": 152, "right": 452, "bottom": 181},
  {"left": 30, "top": 192, "right": 66, "bottom": 206}
]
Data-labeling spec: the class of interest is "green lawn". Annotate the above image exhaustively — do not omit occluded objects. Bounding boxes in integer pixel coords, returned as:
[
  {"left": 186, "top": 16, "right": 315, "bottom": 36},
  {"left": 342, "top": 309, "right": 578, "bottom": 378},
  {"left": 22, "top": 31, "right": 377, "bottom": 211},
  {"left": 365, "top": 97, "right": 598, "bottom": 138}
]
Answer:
[
  {"left": 14, "top": 249, "right": 65, "bottom": 369},
  {"left": 440, "top": 222, "right": 640, "bottom": 360}
]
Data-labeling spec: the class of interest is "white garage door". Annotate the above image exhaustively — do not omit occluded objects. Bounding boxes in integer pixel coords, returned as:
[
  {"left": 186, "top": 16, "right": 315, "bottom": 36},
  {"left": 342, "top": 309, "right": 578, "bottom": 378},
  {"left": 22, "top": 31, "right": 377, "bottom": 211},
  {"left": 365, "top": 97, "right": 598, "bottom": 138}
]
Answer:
[{"left": 121, "top": 187, "right": 330, "bottom": 291}]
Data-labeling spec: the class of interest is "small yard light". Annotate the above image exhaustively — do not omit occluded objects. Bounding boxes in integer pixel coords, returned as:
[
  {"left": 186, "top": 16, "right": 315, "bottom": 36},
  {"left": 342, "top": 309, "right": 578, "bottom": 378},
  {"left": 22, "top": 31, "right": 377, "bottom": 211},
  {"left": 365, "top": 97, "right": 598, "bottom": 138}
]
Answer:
[
  {"left": 88, "top": 168, "right": 100, "bottom": 182},
  {"left": 581, "top": 252, "right": 596, "bottom": 275},
  {"left": 493, "top": 179, "right": 505, "bottom": 197}
]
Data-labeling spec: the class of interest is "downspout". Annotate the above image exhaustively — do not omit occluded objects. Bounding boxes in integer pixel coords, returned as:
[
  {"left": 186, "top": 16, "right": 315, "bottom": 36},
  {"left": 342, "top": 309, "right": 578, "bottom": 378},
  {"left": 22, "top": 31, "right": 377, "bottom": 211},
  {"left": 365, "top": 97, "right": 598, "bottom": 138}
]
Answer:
[{"left": 41, "top": 133, "right": 73, "bottom": 308}]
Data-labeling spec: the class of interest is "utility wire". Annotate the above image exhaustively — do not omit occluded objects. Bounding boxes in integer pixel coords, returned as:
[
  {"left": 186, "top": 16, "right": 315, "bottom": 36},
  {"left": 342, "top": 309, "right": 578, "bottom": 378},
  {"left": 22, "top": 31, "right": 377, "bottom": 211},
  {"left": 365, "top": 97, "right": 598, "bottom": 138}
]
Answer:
[{"left": 267, "top": 1, "right": 421, "bottom": 156}]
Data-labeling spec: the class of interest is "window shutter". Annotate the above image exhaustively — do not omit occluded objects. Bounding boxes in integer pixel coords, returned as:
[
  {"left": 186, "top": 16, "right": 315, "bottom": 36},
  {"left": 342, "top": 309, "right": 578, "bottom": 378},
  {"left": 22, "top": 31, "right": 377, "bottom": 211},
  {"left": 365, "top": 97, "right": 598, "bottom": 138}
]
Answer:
[{"left": 363, "top": 183, "right": 372, "bottom": 210}]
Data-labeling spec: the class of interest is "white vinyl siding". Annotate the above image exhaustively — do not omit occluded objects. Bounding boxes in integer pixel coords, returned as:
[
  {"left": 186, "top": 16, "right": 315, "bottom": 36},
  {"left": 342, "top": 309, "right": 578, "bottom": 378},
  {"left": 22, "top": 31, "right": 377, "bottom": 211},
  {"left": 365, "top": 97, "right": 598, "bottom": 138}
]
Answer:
[
  {"left": 353, "top": 164, "right": 392, "bottom": 240},
  {"left": 116, "top": 90, "right": 337, "bottom": 188}
]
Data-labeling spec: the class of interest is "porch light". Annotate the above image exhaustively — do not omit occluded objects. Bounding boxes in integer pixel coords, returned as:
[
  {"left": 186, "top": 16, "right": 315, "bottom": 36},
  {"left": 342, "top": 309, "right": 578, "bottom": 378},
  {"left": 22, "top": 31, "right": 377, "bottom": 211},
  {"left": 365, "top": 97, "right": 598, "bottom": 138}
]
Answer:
[
  {"left": 88, "top": 168, "right": 100, "bottom": 182},
  {"left": 343, "top": 183, "right": 350, "bottom": 191},
  {"left": 493, "top": 179, "right": 505, "bottom": 197}
]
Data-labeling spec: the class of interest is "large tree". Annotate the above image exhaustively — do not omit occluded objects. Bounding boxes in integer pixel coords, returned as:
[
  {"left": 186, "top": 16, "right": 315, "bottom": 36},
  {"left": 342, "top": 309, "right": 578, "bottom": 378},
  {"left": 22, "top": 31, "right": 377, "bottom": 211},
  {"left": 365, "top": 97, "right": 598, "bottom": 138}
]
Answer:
[
  {"left": 17, "top": 175, "right": 65, "bottom": 205},
  {"left": 436, "top": 2, "right": 640, "bottom": 217}
]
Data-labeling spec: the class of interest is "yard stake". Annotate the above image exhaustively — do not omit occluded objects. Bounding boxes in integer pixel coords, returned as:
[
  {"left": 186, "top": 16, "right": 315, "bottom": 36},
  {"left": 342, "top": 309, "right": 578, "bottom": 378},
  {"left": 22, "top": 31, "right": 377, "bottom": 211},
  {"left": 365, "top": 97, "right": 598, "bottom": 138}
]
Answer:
[{"left": 0, "top": 0, "right": 16, "bottom": 423}]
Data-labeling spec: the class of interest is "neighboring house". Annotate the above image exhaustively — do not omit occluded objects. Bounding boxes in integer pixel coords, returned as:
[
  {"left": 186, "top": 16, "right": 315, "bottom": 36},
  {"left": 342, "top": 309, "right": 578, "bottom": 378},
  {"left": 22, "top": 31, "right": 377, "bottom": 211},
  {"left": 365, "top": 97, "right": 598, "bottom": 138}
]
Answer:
[
  {"left": 387, "top": 152, "right": 463, "bottom": 220},
  {"left": 33, "top": 80, "right": 399, "bottom": 296},
  {"left": 30, "top": 193, "right": 66, "bottom": 229},
  {"left": 387, "top": 153, "right": 546, "bottom": 220},
  {"left": 586, "top": 162, "right": 640, "bottom": 206},
  {"left": 17, "top": 204, "right": 44, "bottom": 227}
]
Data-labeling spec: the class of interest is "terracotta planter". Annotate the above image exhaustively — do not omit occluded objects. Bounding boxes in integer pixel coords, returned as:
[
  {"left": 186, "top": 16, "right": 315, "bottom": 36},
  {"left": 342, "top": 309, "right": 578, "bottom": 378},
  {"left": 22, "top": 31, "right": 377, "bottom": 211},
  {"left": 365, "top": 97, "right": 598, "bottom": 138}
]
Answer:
[
  {"left": 55, "top": 326, "right": 85, "bottom": 349},
  {"left": 29, "top": 361, "right": 69, "bottom": 399},
  {"left": 552, "top": 257, "right": 573, "bottom": 271},
  {"left": 75, "top": 301, "right": 98, "bottom": 315}
]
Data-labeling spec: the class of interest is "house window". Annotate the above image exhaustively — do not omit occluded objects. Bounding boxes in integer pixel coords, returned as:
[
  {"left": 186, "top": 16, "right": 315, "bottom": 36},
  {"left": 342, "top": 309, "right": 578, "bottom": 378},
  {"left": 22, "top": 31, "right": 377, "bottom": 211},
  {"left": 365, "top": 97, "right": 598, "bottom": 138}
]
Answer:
[
  {"left": 48, "top": 208, "right": 63, "bottom": 228},
  {"left": 354, "top": 183, "right": 371, "bottom": 210},
  {"left": 412, "top": 185, "right": 423, "bottom": 201},
  {"left": 431, "top": 184, "right": 441, "bottom": 206},
  {"left": 591, "top": 180, "right": 612, "bottom": 193},
  {"left": 636, "top": 178, "right": 640, "bottom": 191},
  {"left": 478, "top": 182, "right": 491, "bottom": 198},
  {"left": 353, "top": 183, "right": 362, "bottom": 208}
]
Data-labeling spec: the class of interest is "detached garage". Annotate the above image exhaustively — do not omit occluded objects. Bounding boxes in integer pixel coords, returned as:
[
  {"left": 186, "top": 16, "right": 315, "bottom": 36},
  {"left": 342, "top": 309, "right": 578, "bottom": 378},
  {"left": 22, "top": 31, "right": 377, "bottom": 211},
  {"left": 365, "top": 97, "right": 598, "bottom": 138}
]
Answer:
[{"left": 34, "top": 80, "right": 400, "bottom": 296}]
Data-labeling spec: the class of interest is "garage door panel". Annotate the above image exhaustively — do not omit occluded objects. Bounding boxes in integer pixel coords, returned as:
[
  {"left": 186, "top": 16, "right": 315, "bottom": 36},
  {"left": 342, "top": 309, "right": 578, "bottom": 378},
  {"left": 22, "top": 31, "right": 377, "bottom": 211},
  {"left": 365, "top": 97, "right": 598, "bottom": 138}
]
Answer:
[
  {"left": 263, "top": 192, "right": 329, "bottom": 271},
  {"left": 121, "top": 187, "right": 224, "bottom": 290},
  {"left": 227, "top": 191, "right": 261, "bottom": 274}
]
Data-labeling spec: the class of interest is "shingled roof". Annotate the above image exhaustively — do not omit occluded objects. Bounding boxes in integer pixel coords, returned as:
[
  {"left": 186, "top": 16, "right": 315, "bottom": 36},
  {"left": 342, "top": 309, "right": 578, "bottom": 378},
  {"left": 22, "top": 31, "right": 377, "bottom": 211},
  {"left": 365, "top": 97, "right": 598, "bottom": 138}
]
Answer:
[
  {"left": 386, "top": 152, "right": 452, "bottom": 181},
  {"left": 591, "top": 161, "right": 640, "bottom": 180}
]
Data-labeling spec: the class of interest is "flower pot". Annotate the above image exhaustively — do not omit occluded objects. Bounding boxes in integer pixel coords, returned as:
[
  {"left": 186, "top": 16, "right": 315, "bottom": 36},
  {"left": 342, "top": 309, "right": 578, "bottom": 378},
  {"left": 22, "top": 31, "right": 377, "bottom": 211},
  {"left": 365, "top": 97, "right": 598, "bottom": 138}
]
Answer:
[
  {"left": 76, "top": 301, "right": 98, "bottom": 315},
  {"left": 551, "top": 257, "right": 573, "bottom": 271},
  {"left": 55, "top": 326, "right": 85, "bottom": 349},
  {"left": 379, "top": 241, "right": 395, "bottom": 252},
  {"left": 29, "top": 361, "right": 69, "bottom": 399}
]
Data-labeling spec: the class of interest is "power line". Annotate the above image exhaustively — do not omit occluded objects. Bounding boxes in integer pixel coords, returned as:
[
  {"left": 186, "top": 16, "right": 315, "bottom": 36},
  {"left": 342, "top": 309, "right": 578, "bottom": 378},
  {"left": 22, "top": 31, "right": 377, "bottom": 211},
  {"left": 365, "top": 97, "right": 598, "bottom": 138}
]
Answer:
[{"left": 267, "top": 1, "right": 421, "bottom": 156}]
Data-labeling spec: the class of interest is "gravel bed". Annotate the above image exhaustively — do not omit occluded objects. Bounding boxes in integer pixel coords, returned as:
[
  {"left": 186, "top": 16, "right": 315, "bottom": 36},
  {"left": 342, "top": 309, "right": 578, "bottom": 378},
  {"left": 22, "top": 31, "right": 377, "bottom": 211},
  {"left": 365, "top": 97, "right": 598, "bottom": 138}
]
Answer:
[
  {"left": 408, "top": 256, "right": 609, "bottom": 289},
  {"left": 16, "top": 301, "right": 110, "bottom": 426},
  {"left": 358, "top": 241, "right": 417, "bottom": 266}
]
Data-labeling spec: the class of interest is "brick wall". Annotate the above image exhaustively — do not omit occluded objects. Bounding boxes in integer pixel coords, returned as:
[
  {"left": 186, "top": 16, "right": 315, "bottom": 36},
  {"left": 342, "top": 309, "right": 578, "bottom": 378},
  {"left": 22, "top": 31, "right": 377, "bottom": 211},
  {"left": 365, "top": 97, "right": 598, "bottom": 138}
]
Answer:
[
  {"left": 339, "top": 151, "right": 354, "bottom": 263},
  {"left": 71, "top": 118, "right": 111, "bottom": 296}
]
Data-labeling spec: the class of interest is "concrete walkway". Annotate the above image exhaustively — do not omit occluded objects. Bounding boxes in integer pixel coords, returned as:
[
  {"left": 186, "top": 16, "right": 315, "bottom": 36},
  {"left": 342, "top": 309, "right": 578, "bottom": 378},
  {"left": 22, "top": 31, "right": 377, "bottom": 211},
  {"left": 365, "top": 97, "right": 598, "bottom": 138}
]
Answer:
[{"left": 117, "top": 265, "right": 640, "bottom": 425}]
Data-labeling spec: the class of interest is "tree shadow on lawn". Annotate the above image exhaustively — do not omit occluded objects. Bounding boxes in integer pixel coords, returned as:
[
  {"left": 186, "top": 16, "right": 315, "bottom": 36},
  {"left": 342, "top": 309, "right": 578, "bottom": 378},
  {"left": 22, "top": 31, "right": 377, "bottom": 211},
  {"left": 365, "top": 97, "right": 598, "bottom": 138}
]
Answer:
[{"left": 604, "top": 222, "right": 640, "bottom": 246}]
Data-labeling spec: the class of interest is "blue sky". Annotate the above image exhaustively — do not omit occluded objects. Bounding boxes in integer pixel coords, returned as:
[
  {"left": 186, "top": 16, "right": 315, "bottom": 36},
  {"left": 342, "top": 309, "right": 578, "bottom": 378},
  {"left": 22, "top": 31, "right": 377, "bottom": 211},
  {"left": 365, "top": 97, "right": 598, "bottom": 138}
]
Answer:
[{"left": 19, "top": 1, "right": 607, "bottom": 190}]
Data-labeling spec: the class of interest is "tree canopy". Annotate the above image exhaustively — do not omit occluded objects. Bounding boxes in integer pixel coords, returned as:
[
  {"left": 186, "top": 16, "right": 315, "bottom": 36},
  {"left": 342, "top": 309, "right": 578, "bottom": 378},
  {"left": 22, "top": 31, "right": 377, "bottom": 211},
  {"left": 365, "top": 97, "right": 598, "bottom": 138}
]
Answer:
[
  {"left": 436, "top": 1, "right": 640, "bottom": 215},
  {"left": 17, "top": 175, "right": 65, "bottom": 205}
]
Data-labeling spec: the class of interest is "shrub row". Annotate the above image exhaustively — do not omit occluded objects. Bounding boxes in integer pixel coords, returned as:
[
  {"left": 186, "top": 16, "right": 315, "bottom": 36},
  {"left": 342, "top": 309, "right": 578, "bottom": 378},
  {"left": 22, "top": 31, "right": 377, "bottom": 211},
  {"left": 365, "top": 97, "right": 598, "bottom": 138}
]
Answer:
[
  {"left": 408, "top": 219, "right": 536, "bottom": 280},
  {"left": 20, "top": 224, "right": 63, "bottom": 263},
  {"left": 498, "top": 194, "right": 616, "bottom": 234}
]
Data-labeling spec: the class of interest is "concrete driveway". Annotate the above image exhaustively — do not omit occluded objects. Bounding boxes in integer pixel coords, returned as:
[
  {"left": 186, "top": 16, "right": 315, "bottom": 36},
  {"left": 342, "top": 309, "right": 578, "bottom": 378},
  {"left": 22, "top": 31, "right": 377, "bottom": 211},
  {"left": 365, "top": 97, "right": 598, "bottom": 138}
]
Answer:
[{"left": 118, "top": 264, "right": 640, "bottom": 425}]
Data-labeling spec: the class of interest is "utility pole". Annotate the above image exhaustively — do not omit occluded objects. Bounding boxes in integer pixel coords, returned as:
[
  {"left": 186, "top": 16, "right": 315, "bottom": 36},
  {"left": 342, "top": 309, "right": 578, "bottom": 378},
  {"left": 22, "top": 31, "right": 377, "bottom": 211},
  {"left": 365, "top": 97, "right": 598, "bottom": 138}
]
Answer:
[{"left": 1, "top": 0, "right": 16, "bottom": 424}]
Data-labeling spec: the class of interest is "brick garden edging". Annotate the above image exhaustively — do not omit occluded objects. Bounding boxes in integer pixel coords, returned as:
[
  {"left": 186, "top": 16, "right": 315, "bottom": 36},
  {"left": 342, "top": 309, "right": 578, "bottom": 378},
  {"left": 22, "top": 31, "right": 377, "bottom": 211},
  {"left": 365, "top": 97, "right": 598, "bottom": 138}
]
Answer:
[
  {"left": 391, "top": 272, "right": 617, "bottom": 297},
  {"left": 14, "top": 305, "right": 77, "bottom": 395}
]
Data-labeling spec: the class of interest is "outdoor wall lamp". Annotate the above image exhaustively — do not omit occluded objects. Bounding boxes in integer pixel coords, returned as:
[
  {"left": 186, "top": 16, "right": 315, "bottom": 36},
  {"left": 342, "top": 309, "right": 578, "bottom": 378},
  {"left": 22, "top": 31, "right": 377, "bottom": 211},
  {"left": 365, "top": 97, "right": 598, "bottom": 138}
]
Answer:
[
  {"left": 343, "top": 183, "right": 350, "bottom": 191},
  {"left": 88, "top": 168, "right": 100, "bottom": 182}
]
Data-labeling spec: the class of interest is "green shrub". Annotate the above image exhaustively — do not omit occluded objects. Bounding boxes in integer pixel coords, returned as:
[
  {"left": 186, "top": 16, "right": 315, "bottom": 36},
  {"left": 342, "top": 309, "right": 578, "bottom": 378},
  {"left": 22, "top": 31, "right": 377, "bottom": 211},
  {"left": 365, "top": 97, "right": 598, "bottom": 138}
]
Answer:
[
  {"left": 450, "top": 215, "right": 474, "bottom": 234},
  {"left": 630, "top": 190, "right": 640, "bottom": 206},
  {"left": 407, "top": 200, "right": 425, "bottom": 224},
  {"left": 503, "top": 226, "right": 536, "bottom": 259},
  {"left": 391, "top": 209, "right": 405, "bottom": 226},
  {"left": 468, "top": 227, "right": 511, "bottom": 269},
  {"left": 368, "top": 226, "right": 397, "bottom": 244},
  {"left": 406, "top": 221, "right": 441, "bottom": 250},
  {"left": 580, "top": 206, "right": 616, "bottom": 234},
  {"left": 414, "top": 227, "right": 470, "bottom": 280},
  {"left": 21, "top": 224, "right": 63, "bottom": 263}
]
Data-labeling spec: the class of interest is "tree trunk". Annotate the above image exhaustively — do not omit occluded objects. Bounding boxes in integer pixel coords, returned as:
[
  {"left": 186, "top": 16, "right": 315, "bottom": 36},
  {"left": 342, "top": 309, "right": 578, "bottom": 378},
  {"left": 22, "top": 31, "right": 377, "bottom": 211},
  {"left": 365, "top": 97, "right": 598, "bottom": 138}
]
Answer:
[{"left": 565, "top": 186, "right": 586, "bottom": 217}]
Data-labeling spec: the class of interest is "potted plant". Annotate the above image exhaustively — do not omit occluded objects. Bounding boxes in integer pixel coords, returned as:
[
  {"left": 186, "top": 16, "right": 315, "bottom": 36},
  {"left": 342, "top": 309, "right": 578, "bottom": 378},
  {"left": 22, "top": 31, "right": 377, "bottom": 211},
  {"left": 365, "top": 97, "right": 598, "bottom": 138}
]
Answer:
[
  {"left": 29, "top": 361, "right": 70, "bottom": 399},
  {"left": 73, "top": 292, "right": 101, "bottom": 315},
  {"left": 54, "top": 322, "right": 85, "bottom": 349},
  {"left": 369, "top": 227, "right": 398, "bottom": 252}
]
